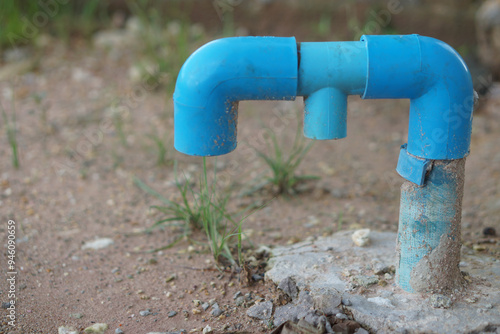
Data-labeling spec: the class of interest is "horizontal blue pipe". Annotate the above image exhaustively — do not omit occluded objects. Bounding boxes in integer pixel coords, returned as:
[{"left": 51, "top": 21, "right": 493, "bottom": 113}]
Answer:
[{"left": 174, "top": 35, "right": 473, "bottom": 164}]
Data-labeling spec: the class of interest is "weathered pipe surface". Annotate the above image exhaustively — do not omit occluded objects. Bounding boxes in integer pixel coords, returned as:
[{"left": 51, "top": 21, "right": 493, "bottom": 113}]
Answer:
[{"left": 397, "top": 159, "right": 466, "bottom": 293}]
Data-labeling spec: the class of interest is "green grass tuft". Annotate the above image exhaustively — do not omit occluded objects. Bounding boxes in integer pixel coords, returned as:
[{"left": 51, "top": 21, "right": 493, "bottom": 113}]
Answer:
[
  {"left": 134, "top": 158, "right": 250, "bottom": 267},
  {"left": 248, "top": 124, "right": 319, "bottom": 196}
]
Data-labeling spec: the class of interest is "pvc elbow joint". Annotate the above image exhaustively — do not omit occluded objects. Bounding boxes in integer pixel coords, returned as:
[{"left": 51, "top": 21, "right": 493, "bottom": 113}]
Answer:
[{"left": 173, "top": 37, "right": 297, "bottom": 156}]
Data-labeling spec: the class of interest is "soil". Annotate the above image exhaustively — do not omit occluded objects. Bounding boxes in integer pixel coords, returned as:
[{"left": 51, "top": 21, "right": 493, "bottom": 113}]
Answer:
[{"left": 0, "top": 3, "right": 499, "bottom": 334}]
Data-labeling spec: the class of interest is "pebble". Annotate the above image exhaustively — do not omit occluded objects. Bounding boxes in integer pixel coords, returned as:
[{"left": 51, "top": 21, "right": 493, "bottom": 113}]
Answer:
[
  {"left": 352, "top": 229, "right": 370, "bottom": 247},
  {"left": 83, "top": 323, "right": 109, "bottom": 334},
  {"left": 336, "top": 313, "right": 349, "bottom": 320},
  {"left": 233, "top": 291, "right": 242, "bottom": 300},
  {"left": 202, "top": 325, "right": 213, "bottom": 333},
  {"left": 210, "top": 303, "right": 223, "bottom": 317},
  {"left": 429, "top": 294, "right": 452, "bottom": 309},
  {"left": 342, "top": 298, "right": 352, "bottom": 306},
  {"left": 353, "top": 275, "right": 379, "bottom": 287},
  {"left": 2, "top": 302, "right": 11, "bottom": 309},
  {"left": 313, "top": 289, "right": 341, "bottom": 315},
  {"left": 168, "top": 310, "right": 178, "bottom": 317},
  {"left": 246, "top": 300, "right": 273, "bottom": 320},
  {"left": 235, "top": 296, "right": 245, "bottom": 306},
  {"left": 140, "top": 310, "right": 152, "bottom": 316},
  {"left": 69, "top": 312, "right": 84, "bottom": 319},
  {"left": 252, "top": 274, "right": 264, "bottom": 281},
  {"left": 354, "top": 328, "right": 370, "bottom": 334},
  {"left": 166, "top": 274, "right": 177, "bottom": 282},
  {"left": 201, "top": 302, "right": 210, "bottom": 311},
  {"left": 372, "top": 261, "right": 391, "bottom": 275},
  {"left": 81, "top": 238, "right": 114, "bottom": 250},
  {"left": 278, "top": 276, "right": 298, "bottom": 299},
  {"left": 483, "top": 227, "right": 496, "bottom": 237},
  {"left": 59, "top": 327, "right": 78, "bottom": 334},
  {"left": 115, "top": 329, "right": 124, "bottom": 334}
]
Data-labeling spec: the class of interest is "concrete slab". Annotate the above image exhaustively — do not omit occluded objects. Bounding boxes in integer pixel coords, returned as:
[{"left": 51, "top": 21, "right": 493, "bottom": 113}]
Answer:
[{"left": 265, "top": 230, "right": 500, "bottom": 333}]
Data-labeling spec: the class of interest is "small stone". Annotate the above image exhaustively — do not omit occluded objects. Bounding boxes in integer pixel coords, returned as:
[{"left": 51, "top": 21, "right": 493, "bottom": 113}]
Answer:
[
  {"left": 233, "top": 291, "right": 242, "bottom": 300},
  {"left": 278, "top": 276, "right": 298, "bottom": 299},
  {"left": 115, "top": 329, "right": 124, "bottom": 334},
  {"left": 352, "top": 229, "right": 370, "bottom": 247},
  {"left": 168, "top": 310, "right": 178, "bottom": 317},
  {"left": 384, "top": 273, "right": 393, "bottom": 280},
  {"left": 84, "top": 323, "right": 109, "bottom": 334},
  {"left": 336, "top": 313, "right": 349, "bottom": 320},
  {"left": 246, "top": 300, "right": 273, "bottom": 320},
  {"left": 140, "top": 310, "right": 152, "bottom": 316},
  {"left": 252, "top": 274, "right": 264, "bottom": 281},
  {"left": 354, "top": 328, "right": 370, "bottom": 334},
  {"left": 193, "top": 299, "right": 202, "bottom": 306},
  {"left": 473, "top": 244, "right": 487, "bottom": 251},
  {"left": 342, "top": 298, "right": 352, "bottom": 306},
  {"left": 235, "top": 296, "right": 245, "bottom": 306},
  {"left": 313, "top": 289, "right": 341, "bottom": 316},
  {"left": 59, "top": 327, "right": 79, "bottom": 334},
  {"left": 82, "top": 238, "right": 114, "bottom": 250},
  {"left": 2, "top": 302, "right": 11, "bottom": 309},
  {"left": 166, "top": 274, "right": 177, "bottom": 282},
  {"left": 202, "top": 325, "right": 213, "bottom": 333},
  {"left": 372, "top": 261, "right": 390, "bottom": 275},
  {"left": 210, "top": 303, "right": 223, "bottom": 317},
  {"left": 483, "top": 227, "right": 496, "bottom": 237},
  {"left": 201, "top": 302, "right": 210, "bottom": 311},
  {"left": 484, "top": 303, "right": 494, "bottom": 309},
  {"left": 69, "top": 312, "right": 84, "bottom": 319},
  {"left": 465, "top": 296, "right": 478, "bottom": 303},
  {"left": 429, "top": 294, "right": 452, "bottom": 309},
  {"left": 354, "top": 275, "right": 379, "bottom": 287}
]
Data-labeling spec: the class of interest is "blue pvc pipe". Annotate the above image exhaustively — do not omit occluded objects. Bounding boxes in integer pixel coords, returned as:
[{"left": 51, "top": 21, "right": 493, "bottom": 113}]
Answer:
[
  {"left": 174, "top": 37, "right": 297, "bottom": 156},
  {"left": 398, "top": 159, "right": 465, "bottom": 293},
  {"left": 298, "top": 41, "right": 367, "bottom": 140},
  {"left": 173, "top": 35, "right": 474, "bottom": 293}
]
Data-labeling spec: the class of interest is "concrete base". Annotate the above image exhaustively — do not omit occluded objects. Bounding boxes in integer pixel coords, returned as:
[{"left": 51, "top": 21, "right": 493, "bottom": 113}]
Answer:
[{"left": 265, "top": 231, "right": 500, "bottom": 334}]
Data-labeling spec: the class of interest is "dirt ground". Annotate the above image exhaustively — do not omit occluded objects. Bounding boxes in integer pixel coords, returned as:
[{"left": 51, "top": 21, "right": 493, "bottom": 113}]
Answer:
[{"left": 1, "top": 8, "right": 499, "bottom": 334}]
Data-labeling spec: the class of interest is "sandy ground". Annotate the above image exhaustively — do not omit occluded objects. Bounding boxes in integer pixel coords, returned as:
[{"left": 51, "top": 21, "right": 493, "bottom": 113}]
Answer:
[{"left": 0, "top": 30, "right": 499, "bottom": 334}]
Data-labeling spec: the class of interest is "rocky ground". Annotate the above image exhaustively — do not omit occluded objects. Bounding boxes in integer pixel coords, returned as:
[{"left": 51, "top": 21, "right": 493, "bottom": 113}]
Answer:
[{"left": 0, "top": 11, "right": 499, "bottom": 334}]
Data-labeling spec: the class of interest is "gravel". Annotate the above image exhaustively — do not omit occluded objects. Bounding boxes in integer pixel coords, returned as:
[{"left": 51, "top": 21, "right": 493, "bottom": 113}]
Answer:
[
  {"left": 210, "top": 303, "right": 223, "bottom": 317},
  {"left": 429, "top": 294, "right": 452, "bottom": 309}
]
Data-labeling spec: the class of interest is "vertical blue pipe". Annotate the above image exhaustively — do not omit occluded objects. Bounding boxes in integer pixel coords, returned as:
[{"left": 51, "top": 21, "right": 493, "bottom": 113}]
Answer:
[{"left": 397, "top": 159, "right": 465, "bottom": 292}]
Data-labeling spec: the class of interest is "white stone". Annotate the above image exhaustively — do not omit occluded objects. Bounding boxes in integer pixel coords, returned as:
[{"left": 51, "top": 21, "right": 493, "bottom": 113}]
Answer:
[
  {"left": 352, "top": 228, "right": 370, "bottom": 247},
  {"left": 58, "top": 327, "right": 78, "bottom": 334},
  {"left": 82, "top": 238, "right": 114, "bottom": 250},
  {"left": 202, "top": 325, "right": 213, "bottom": 333},
  {"left": 83, "top": 323, "right": 108, "bottom": 334}
]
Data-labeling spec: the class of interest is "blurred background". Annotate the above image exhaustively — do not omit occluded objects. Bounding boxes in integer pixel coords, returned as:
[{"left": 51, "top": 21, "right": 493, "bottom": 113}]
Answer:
[{"left": 1, "top": 0, "right": 498, "bottom": 96}]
